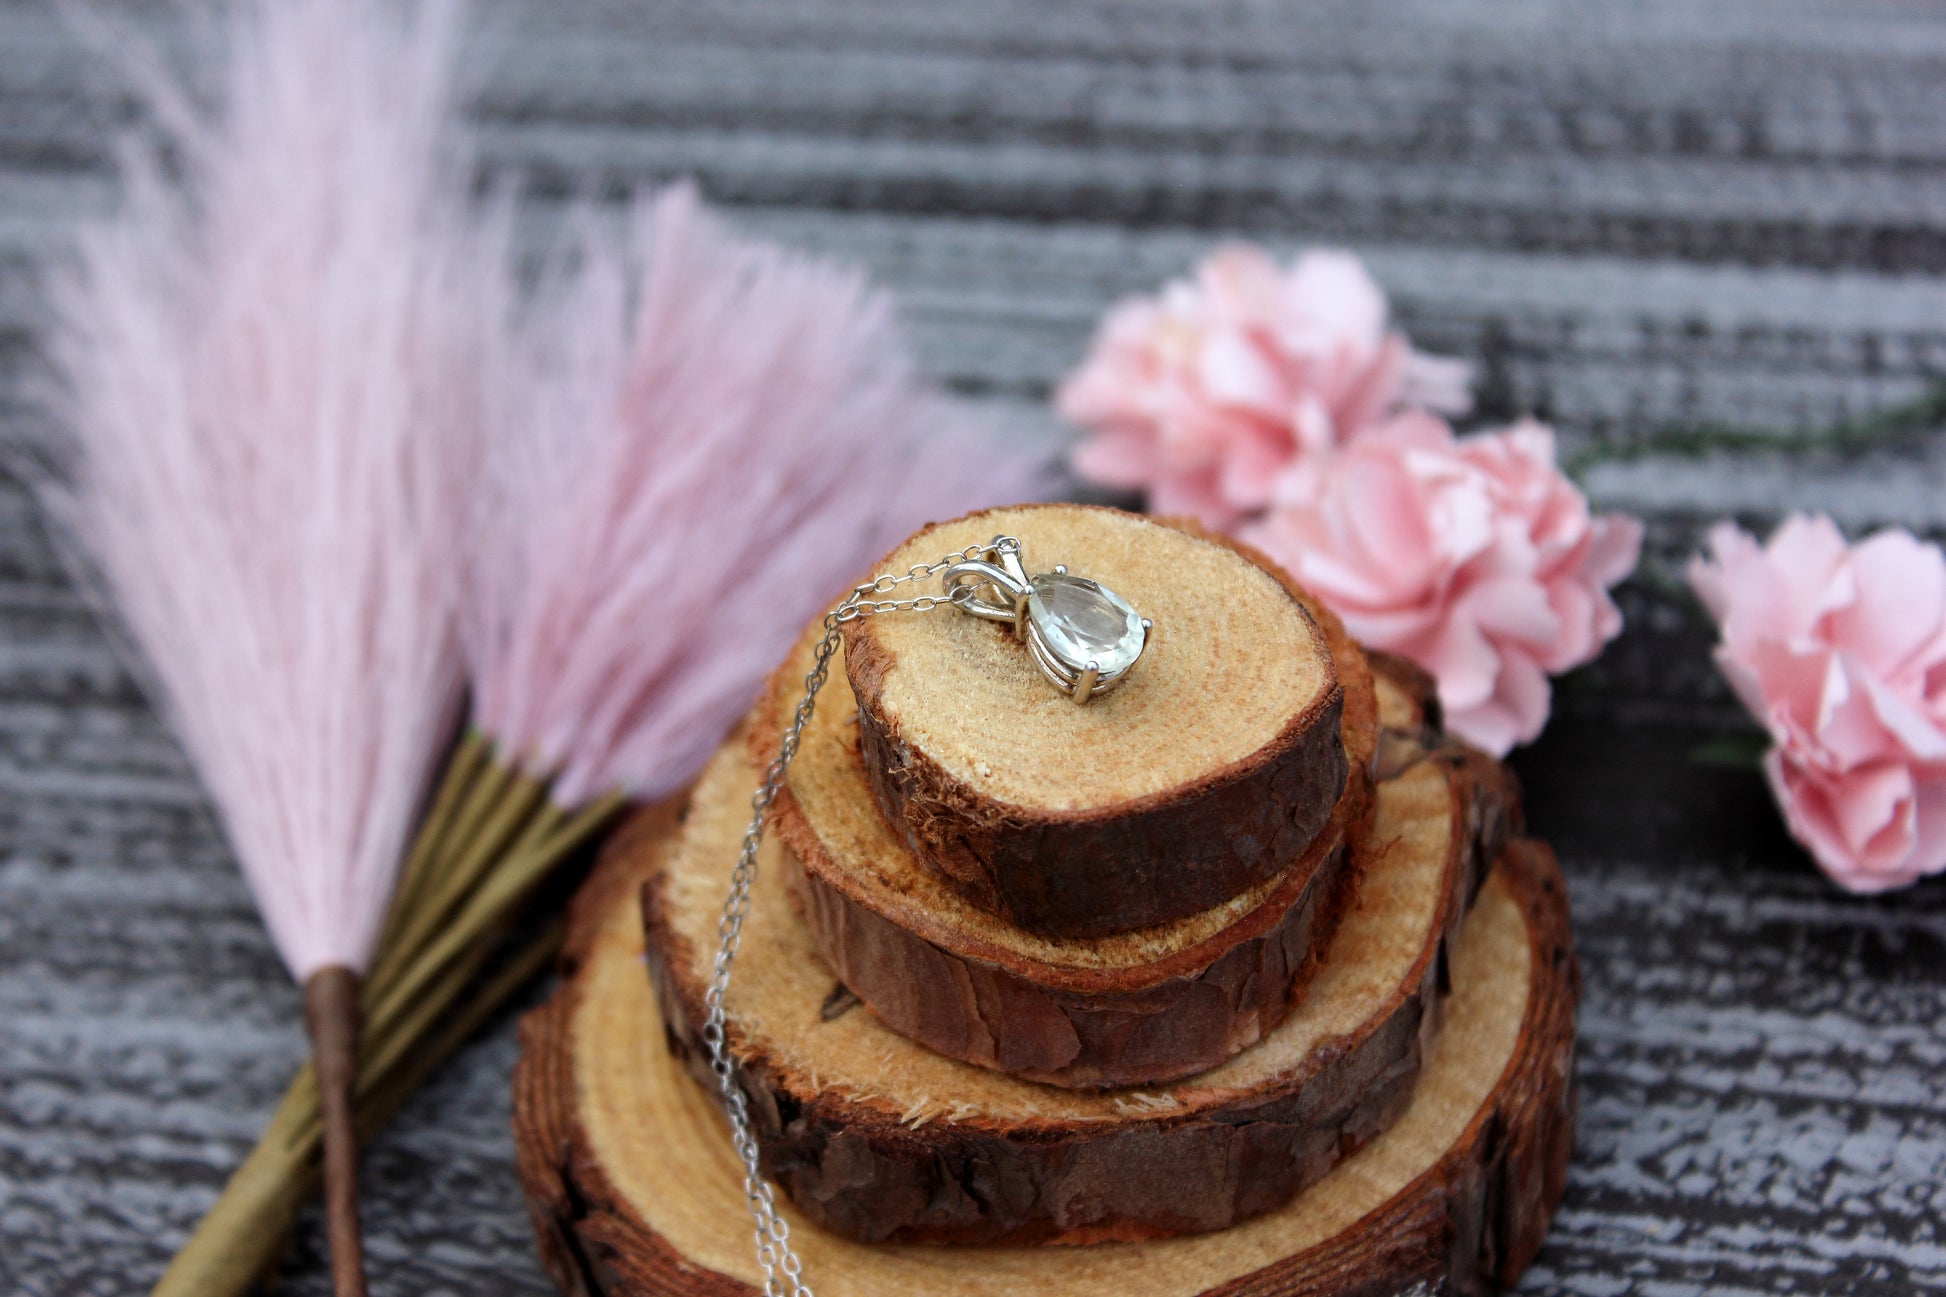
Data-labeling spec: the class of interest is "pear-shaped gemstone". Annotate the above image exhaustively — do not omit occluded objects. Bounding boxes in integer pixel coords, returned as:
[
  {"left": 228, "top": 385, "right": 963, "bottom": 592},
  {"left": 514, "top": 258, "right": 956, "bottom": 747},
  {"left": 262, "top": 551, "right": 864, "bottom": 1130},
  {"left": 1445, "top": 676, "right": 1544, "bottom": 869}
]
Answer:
[{"left": 1027, "top": 573, "right": 1145, "bottom": 674}]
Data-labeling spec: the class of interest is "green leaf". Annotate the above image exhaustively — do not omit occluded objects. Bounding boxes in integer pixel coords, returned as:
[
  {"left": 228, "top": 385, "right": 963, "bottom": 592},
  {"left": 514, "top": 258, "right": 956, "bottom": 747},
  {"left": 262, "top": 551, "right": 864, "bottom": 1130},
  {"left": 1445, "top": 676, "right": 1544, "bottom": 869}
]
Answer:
[{"left": 1688, "top": 730, "right": 1770, "bottom": 770}]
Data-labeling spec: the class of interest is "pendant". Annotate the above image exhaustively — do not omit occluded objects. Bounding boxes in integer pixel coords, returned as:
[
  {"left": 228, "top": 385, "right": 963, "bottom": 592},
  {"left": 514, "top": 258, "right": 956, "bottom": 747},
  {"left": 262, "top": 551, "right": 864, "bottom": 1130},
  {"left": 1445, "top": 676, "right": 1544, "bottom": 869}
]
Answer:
[{"left": 942, "top": 536, "right": 1153, "bottom": 703}]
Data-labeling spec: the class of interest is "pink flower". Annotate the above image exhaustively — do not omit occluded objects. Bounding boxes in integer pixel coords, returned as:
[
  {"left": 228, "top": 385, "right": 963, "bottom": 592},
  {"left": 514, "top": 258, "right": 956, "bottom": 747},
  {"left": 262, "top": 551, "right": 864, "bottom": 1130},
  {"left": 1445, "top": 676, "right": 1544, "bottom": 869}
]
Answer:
[
  {"left": 1689, "top": 515, "right": 1946, "bottom": 892},
  {"left": 1058, "top": 244, "right": 1471, "bottom": 529},
  {"left": 1243, "top": 414, "right": 1642, "bottom": 756}
]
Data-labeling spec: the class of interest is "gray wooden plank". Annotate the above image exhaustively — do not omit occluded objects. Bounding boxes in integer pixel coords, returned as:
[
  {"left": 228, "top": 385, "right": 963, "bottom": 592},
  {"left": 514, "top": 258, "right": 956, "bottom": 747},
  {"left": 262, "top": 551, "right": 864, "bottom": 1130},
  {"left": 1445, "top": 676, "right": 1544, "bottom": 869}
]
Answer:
[
  {"left": 2, "top": 2, "right": 1944, "bottom": 1295},
  {"left": 0, "top": 194, "right": 1940, "bottom": 507}
]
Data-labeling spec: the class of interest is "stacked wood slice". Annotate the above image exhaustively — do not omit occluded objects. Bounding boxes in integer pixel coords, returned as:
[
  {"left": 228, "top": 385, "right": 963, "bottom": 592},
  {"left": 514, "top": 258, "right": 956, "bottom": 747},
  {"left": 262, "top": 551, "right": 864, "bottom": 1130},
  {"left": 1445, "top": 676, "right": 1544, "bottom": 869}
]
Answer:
[{"left": 514, "top": 505, "right": 1576, "bottom": 1296}]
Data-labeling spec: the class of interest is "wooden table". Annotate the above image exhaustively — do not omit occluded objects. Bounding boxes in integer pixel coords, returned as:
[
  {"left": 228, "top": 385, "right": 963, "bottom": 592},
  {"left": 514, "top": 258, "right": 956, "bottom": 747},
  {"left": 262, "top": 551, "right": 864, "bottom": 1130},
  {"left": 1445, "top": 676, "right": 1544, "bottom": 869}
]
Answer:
[{"left": 2, "top": 2, "right": 1942, "bottom": 1293}]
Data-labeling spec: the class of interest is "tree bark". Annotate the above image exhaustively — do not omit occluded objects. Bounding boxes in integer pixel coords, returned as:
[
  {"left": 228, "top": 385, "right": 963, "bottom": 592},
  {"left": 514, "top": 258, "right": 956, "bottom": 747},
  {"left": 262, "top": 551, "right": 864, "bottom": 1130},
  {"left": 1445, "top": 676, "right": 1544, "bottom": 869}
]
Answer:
[
  {"left": 513, "top": 802, "right": 1573, "bottom": 1295},
  {"left": 839, "top": 506, "right": 1367, "bottom": 938}
]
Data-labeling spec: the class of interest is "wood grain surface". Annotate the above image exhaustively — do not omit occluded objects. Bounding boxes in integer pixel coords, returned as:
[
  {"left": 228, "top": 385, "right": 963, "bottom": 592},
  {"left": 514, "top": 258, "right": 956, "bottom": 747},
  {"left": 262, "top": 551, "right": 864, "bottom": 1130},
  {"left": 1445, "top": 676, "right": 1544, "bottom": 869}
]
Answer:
[{"left": 1, "top": 1, "right": 1942, "bottom": 1293}]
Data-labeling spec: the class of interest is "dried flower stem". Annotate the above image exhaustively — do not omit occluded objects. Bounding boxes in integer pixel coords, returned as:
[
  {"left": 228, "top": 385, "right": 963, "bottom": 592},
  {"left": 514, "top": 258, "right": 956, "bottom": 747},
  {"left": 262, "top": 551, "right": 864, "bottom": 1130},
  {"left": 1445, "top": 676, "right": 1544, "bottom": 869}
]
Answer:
[
  {"left": 366, "top": 764, "right": 547, "bottom": 995},
  {"left": 151, "top": 738, "right": 634, "bottom": 1297},
  {"left": 301, "top": 967, "right": 367, "bottom": 1297},
  {"left": 154, "top": 917, "right": 561, "bottom": 1297},
  {"left": 377, "top": 729, "right": 488, "bottom": 949},
  {"left": 1563, "top": 380, "right": 1946, "bottom": 480},
  {"left": 366, "top": 785, "right": 624, "bottom": 1034}
]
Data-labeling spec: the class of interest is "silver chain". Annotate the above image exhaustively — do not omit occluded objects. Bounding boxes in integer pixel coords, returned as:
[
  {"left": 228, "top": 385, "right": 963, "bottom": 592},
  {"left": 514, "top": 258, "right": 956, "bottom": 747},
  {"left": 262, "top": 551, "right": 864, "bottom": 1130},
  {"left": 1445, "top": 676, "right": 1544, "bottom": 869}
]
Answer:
[{"left": 700, "top": 535, "right": 1019, "bottom": 1297}]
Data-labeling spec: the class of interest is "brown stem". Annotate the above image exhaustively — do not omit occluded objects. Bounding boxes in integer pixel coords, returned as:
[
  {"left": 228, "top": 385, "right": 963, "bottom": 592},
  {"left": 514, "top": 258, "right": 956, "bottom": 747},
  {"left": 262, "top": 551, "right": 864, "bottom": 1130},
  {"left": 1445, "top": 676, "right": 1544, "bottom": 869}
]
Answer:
[
  {"left": 303, "top": 966, "right": 367, "bottom": 1297},
  {"left": 151, "top": 784, "right": 639, "bottom": 1297},
  {"left": 288, "top": 787, "right": 600, "bottom": 1144},
  {"left": 151, "top": 926, "right": 564, "bottom": 1297}
]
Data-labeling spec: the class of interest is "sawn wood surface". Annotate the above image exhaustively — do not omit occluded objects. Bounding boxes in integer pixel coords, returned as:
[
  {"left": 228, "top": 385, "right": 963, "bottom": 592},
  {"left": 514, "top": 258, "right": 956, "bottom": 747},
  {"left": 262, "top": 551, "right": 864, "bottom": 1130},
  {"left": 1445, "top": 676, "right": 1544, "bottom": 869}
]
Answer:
[{"left": 2, "top": 2, "right": 1942, "bottom": 1293}]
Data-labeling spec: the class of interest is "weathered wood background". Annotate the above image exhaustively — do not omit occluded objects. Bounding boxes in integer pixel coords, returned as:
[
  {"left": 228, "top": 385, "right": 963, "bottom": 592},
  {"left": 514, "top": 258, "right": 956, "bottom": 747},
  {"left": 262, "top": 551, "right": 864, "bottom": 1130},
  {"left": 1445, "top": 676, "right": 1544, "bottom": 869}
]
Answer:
[{"left": 3, "top": 1, "right": 1944, "bottom": 1293}]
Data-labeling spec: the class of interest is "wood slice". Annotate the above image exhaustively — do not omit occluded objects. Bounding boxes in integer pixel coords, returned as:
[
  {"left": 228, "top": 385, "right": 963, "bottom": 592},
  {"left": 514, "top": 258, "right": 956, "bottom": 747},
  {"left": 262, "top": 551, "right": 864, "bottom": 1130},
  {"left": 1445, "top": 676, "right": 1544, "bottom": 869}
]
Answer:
[
  {"left": 1368, "top": 649, "right": 1442, "bottom": 778},
  {"left": 1363, "top": 650, "right": 1523, "bottom": 861},
  {"left": 758, "top": 607, "right": 1379, "bottom": 1089},
  {"left": 512, "top": 793, "right": 1574, "bottom": 1297},
  {"left": 844, "top": 504, "right": 1365, "bottom": 938},
  {"left": 635, "top": 688, "right": 1500, "bottom": 1247}
]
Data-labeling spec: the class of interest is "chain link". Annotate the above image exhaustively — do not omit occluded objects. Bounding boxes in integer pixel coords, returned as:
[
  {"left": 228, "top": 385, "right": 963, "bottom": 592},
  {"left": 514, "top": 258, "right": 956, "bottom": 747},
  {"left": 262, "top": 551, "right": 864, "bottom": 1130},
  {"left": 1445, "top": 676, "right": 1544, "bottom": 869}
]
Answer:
[{"left": 700, "top": 536, "right": 1018, "bottom": 1297}]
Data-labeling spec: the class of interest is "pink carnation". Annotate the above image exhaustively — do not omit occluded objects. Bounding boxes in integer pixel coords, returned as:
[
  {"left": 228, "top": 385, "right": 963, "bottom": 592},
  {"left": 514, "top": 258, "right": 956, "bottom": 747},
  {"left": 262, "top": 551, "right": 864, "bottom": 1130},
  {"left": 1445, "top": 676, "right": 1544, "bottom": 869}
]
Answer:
[
  {"left": 1243, "top": 413, "right": 1642, "bottom": 757},
  {"left": 1058, "top": 244, "right": 1471, "bottom": 529},
  {"left": 1689, "top": 515, "right": 1946, "bottom": 893}
]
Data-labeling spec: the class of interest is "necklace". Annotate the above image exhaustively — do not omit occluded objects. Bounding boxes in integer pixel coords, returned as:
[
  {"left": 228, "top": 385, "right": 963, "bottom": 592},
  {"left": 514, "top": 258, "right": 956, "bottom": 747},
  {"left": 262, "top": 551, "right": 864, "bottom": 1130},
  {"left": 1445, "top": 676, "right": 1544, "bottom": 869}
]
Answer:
[{"left": 700, "top": 535, "right": 1151, "bottom": 1295}]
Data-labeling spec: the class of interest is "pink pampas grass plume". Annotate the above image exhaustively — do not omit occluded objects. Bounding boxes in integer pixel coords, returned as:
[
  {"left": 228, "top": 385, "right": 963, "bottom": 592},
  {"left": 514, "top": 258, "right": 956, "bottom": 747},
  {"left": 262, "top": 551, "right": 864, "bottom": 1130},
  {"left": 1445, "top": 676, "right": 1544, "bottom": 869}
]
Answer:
[
  {"left": 359, "top": 179, "right": 1049, "bottom": 1078},
  {"left": 466, "top": 181, "right": 1048, "bottom": 807},
  {"left": 35, "top": 2, "right": 476, "bottom": 1291}
]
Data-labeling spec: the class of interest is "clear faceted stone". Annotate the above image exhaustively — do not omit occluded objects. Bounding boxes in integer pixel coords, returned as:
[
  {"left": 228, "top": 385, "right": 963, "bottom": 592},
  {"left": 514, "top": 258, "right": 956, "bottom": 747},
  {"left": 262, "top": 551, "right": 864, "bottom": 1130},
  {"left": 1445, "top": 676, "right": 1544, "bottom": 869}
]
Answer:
[{"left": 1027, "top": 573, "right": 1145, "bottom": 674}]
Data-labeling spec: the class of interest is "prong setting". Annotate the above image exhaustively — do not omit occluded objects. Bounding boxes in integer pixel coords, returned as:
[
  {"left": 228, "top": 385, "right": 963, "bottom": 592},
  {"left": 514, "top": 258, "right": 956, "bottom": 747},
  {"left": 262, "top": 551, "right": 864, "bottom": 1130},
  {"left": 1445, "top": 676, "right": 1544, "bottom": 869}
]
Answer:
[{"left": 943, "top": 536, "right": 1154, "bottom": 703}]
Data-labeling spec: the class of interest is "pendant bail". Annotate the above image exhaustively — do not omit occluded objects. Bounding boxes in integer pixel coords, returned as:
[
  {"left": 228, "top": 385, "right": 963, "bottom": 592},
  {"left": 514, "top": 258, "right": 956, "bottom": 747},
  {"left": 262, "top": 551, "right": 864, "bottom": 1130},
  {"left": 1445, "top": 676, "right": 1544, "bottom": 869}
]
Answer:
[{"left": 942, "top": 538, "right": 1032, "bottom": 637}]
